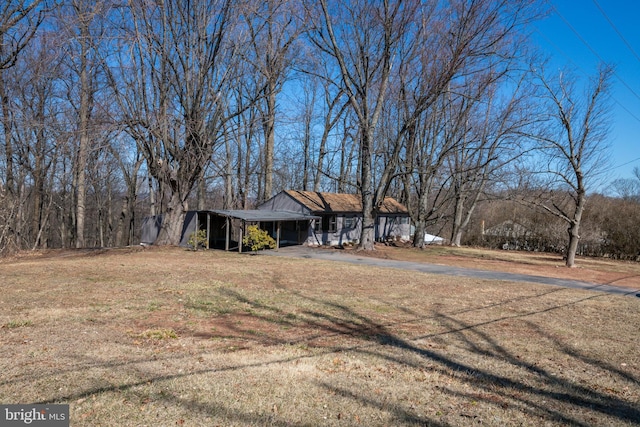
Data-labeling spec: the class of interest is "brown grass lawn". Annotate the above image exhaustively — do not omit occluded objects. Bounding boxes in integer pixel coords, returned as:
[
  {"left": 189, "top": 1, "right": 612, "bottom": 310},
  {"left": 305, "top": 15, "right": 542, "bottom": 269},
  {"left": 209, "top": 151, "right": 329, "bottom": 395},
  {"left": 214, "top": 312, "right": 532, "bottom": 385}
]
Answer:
[{"left": 0, "top": 246, "right": 638, "bottom": 426}]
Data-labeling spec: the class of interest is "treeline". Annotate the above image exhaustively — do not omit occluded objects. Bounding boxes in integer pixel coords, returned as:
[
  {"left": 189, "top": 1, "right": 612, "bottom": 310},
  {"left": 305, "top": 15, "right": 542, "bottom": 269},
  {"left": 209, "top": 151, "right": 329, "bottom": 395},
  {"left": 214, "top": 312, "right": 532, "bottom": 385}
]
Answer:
[
  {"left": 0, "top": 0, "right": 636, "bottom": 263},
  {"left": 462, "top": 191, "right": 640, "bottom": 261}
]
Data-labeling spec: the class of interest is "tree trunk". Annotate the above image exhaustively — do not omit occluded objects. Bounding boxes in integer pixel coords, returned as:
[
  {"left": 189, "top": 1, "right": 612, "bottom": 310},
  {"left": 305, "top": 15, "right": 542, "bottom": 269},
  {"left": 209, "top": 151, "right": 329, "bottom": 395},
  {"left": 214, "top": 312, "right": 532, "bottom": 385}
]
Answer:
[
  {"left": 75, "top": 29, "right": 91, "bottom": 248},
  {"left": 450, "top": 191, "right": 464, "bottom": 246},
  {"left": 262, "top": 86, "right": 276, "bottom": 201},
  {"left": 412, "top": 219, "right": 426, "bottom": 248},
  {"left": 302, "top": 110, "right": 311, "bottom": 191},
  {"left": 566, "top": 223, "right": 580, "bottom": 268},
  {"left": 565, "top": 194, "right": 585, "bottom": 267},
  {"left": 0, "top": 73, "right": 14, "bottom": 196},
  {"left": 148, "top": 173, "right": 156, "bottom": 217},
  {"left": 197, "top": 173, "right": 206, "bottom": 211},
  {"left": 360, "top": 207, "right": 376, "bottom": 250},
  {"left": 358, "top": 130, "right": 375, "bottom": 250},
  {"left": 314, "top": 126, "right": 328, "bottom": 192},
  {"left": 411, "top": 177, "right": 431, "bottom": 248},
  {"left": 154, "top": 192, "right": 186, "bottom": 246},
  {"left": 0, "top": 69, "right": 17, "bottom": 251},
  {"left": 115, "top": 195, "right": 128, "bottom": 247},
  {"left": 223, "top": 132, "right": 235, "bottom": 209}
]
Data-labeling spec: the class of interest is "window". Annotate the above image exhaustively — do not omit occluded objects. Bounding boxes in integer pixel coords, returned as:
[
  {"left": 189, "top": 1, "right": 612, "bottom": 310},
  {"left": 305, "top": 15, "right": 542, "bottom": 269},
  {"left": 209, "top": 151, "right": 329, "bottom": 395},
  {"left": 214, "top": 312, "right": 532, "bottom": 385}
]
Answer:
[
  {"left": 315, "top": 215, "right": 337, "bottom": 233},
  {"left": 344, "top": 216, "right": 355, "bottom": 229}
]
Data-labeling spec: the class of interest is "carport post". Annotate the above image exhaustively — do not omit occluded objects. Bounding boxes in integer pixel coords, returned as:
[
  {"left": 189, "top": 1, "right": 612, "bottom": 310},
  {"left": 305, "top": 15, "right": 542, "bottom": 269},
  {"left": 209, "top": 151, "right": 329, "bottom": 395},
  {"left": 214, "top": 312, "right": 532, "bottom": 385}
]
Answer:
[
  {"left": 225, "top": 216, "right": 230, "bottom": 251},
  {"left": 206, "top": 213, "right": 210, "bottom": 250},
  {"left": 239, "top": 226, "right": 243, "bottom": 253},
  {"left": 195, "top": 214, "right": 199, "bottom": 251},
  {"left": 276, "top": 221, "right": 281, "bottom": 251}
]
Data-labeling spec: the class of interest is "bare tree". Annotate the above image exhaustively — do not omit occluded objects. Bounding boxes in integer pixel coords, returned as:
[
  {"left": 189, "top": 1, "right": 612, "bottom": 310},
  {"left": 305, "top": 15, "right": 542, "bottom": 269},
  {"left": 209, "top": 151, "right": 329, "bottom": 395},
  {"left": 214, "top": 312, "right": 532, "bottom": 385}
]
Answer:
[
  {"left": 8, "top": 31, "right": 65, "bottom": 249},
  {"left": 244, "top": 0, "right": 302, "bottom": 202},
  {"left": 397, "top": 0, "right": 537, "bottom": 248},
  {"left": 309, "top": 0, "right": 418, "bottom": 250},
  {"left": 447, "top": 73, "right": 534, "bottom": 246},
  {"left": 527, "top": 65, "right": 613, "bottom": 267},
  {"left": 226, "top": 75, "right": 261, "bottom": 209},
  {"left": 108, "top": 135, "right": 142, "bottom": 247},
  {"left": 610, "top": 177, "right": 640, "bottom": 201},
  {"left": 108, "top": 0, "right": 242, "bottom": 245},
  {"left": 0, "top": 0, "right": 44, "bottom": 254},
  {"left": 55, "top": 0, "right": 114, "bottom": 248}
]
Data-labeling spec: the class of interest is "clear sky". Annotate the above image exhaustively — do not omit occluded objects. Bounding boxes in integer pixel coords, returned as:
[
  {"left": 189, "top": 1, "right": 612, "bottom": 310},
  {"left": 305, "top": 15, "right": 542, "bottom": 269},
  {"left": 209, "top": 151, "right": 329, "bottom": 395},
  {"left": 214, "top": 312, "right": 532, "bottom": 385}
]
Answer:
[{"left": 533, "top": 0, "right": 640, "bottom": 190}]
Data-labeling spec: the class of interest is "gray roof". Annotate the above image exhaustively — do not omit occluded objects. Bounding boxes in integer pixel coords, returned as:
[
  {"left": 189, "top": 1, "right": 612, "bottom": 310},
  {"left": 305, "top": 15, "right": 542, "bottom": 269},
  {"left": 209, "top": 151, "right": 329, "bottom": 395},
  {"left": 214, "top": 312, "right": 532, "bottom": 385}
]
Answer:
[{"left": 211, "top": 209, "right": 320, "bottom": 222}]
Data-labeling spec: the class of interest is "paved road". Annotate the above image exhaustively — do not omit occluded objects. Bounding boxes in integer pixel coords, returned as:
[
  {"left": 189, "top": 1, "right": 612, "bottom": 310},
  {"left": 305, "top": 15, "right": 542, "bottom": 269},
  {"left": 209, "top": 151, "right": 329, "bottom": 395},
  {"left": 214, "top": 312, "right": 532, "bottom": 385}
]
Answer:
[{"left": 262, "top": 246, "right": 640, "bottom": 298}]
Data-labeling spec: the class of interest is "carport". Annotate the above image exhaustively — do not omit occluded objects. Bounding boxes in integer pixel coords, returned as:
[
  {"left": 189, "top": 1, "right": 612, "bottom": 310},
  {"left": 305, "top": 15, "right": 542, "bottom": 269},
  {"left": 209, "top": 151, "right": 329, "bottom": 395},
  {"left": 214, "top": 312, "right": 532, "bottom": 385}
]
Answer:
[{"left": 211, "top": 210, "right": 320, "bottom": 252}]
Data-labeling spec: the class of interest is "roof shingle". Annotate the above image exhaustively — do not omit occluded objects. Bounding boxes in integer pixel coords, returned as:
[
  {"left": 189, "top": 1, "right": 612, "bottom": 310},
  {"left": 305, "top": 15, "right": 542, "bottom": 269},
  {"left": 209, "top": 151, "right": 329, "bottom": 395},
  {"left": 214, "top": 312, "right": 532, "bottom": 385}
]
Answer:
[{"left": 284, "top": 190, "right": 407, "bottom": 214}]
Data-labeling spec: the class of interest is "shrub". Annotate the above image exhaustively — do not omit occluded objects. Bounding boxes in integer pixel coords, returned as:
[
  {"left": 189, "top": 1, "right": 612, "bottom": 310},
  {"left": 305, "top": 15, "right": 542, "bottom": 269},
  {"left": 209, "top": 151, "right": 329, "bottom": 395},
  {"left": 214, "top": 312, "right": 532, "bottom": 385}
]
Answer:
[
  {"left": 243, "top": 225, "right": 276, "bottom": 251},
  {"left": 188, "top": 229, "right": 208, "bottom": 251}
]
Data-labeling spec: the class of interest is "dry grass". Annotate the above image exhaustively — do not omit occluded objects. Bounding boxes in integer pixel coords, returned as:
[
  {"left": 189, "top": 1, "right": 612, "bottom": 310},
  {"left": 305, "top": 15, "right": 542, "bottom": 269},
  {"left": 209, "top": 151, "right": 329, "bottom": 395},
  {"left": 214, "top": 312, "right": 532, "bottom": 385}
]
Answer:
[{"left": 0, "top": 246, "right": 638, "bottom": 426}]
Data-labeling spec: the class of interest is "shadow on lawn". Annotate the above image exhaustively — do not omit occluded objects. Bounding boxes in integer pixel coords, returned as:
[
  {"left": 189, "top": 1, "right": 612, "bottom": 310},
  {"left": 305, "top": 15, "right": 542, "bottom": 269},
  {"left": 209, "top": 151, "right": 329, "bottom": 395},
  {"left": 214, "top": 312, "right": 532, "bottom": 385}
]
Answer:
[
  {"left": 35, "top": 285, "right": 639, "bottom": 426},
  {"left": 294, "top": 291, "right": 639, "bottom": 425}
]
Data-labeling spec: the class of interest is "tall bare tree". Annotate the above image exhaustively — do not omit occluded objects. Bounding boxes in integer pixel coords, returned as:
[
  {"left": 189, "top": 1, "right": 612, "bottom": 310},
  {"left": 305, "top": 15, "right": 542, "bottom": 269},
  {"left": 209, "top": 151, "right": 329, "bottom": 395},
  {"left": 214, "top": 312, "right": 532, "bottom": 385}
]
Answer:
[
  {"left": 56, "top": 0, "right": 113, "bottom": 248},
  {"left": 527, "top": 65, "right": 613, "bottom": 267},
  {"left": 244, "top": 0, "right": 301, "bottom": 202},
  {"left": 447, "top": 73, "right": 533, "bottom": 246},
  {"left": 226, "top": 73, "right": 261, "bottom": 209},
  {"left": 310, "top": 0, "right": 418, "bottom": 250},
  {"left": 0, "top": 0, "right": 45, "bottom": 253},
  {"left": 9, "top": 31, "right": 65, "bottom": 249},
  {"left": 108, "top": 0, "right": 242, "bottom": 245},
  {"left": 400, "top": 0, "right": 538, "bottom": 248}
]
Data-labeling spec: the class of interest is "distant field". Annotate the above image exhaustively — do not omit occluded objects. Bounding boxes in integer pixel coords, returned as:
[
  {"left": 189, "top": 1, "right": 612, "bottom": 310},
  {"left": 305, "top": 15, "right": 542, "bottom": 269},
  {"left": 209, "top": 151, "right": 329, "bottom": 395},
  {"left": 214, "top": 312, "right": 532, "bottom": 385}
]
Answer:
[{"left": 0, "top": 246, "right": 638, "bottom": 426}]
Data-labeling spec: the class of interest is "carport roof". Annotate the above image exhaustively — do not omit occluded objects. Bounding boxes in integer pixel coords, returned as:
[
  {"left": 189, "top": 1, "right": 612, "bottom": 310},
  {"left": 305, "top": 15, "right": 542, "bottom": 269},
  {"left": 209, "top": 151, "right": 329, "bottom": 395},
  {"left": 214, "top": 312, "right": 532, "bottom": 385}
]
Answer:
[{"left": 210, "top": 209, "right": 320, "bottom": 222}]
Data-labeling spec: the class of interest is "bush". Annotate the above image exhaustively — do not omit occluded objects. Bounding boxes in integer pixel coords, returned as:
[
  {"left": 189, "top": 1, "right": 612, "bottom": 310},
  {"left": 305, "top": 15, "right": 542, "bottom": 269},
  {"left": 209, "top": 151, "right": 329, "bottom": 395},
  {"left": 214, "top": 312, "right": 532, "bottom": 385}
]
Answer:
[
  {"left": 242, "top": 225, "right": 276, "bottom": 251},
  {"left": 187, "top": 229, "right": 208, "bottom": 250}
]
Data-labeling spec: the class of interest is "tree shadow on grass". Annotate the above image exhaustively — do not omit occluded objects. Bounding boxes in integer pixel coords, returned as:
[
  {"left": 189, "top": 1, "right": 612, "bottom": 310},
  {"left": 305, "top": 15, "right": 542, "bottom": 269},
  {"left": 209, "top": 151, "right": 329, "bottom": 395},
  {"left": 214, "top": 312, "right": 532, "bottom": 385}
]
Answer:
[
  {"left": 29, "top": 285, "right": 639, "bottom": 426},
  {"left": 198, "top": 286, "right": 640, "bottom": 424}
]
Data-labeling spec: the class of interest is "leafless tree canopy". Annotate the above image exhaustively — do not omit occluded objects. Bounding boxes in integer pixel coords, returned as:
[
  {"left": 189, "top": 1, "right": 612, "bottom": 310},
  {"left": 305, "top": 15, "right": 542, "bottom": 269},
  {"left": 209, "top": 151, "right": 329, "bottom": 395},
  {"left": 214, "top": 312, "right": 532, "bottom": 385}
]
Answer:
[{"left": 0, "top": 0, "right": 630, "bottom": 263}]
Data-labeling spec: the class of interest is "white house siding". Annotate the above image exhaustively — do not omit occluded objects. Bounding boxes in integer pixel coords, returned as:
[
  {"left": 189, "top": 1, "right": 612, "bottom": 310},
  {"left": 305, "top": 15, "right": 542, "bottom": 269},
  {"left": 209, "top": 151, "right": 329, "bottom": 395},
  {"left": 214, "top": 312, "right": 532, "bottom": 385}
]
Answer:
[
  {"left": 307, "top": 215, "right": 362, "bottom": 246},
  {"left": 376, "top": 215, "right": 411, "bottom": 241},
  {"left": 258, "top": 191, "right": 411, "bottom": 247},
  {"left": 307, "top": 215, "right": 411, "bottom": 246}
]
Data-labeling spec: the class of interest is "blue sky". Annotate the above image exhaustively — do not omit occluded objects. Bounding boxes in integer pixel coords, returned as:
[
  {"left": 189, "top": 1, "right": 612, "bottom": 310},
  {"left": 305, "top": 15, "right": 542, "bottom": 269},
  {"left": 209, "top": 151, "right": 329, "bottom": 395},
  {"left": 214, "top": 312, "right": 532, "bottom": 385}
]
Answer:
[{"left": 533, "top": 0, "right": 640, "bottom": 187}]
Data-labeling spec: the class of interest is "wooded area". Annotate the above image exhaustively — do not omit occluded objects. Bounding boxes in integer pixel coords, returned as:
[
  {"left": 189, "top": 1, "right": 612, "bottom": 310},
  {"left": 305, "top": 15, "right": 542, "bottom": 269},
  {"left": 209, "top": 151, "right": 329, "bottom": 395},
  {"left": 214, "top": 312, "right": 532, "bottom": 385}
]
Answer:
[{"left": 1, "top": 0, "right": 638, "bottom": 264}]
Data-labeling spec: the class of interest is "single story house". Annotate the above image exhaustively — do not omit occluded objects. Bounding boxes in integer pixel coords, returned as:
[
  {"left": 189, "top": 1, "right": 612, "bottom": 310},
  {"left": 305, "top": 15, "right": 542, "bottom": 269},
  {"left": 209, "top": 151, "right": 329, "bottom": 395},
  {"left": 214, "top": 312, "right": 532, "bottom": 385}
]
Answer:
[
  {"left": 257, "top": 190, "right": 411, "bottom": 246},
  {"left": 141, "top": 190, "right": 411, "bottom": 250}
]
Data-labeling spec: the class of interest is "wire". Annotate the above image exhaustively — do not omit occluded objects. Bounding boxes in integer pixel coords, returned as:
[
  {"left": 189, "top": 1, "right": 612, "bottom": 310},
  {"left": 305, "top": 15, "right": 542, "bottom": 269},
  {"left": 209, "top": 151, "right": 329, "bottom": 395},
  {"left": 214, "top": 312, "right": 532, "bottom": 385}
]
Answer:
[
  {"left": 552, "top": 4, "right": 640, "bottom": 104},
  {"left": 592, "top": 0, "right": 640, "bottom": 66},
  {"left": 605, "top": 156, "right": 640, "bottom": 172},
  {"left": 533, "top": 25, "right": 640, "bottom": 124}
]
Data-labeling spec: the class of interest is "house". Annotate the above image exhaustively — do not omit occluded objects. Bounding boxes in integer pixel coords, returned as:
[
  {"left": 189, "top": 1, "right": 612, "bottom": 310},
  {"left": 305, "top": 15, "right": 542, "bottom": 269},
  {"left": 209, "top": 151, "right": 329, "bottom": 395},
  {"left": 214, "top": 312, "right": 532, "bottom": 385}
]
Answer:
[
  {"left": 257, "top": 190, "right": 411, "bottom": 246},
  {"left": 484, "top": 220, "right": 531, "bottom": 239},
  {"left": 140, "top": 190, "right": 411, "bottom": 250},
  {"left": 483, "top": 220, "right": 538, "bottom": 251}
]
